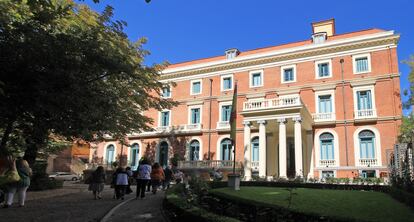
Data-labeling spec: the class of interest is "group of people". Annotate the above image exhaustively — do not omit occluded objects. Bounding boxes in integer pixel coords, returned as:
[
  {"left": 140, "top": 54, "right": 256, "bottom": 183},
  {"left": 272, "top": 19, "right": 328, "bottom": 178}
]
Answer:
[
  {"left": 0, "top": 156, "right": 32, "bottom": 208},
  {"left": 89, "top": 157, "right": 185, "bottom": 200}
]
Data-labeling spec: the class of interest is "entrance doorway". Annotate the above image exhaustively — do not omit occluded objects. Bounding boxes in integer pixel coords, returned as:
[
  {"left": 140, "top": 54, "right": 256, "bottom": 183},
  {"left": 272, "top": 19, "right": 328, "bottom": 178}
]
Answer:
[{"left": 287, "top": 138, "right": 296, "bottom": 178}]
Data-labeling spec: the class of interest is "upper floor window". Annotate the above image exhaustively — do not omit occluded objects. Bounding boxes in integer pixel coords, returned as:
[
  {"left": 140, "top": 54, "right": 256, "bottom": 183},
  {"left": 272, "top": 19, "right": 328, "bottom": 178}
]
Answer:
[
  {"left": 221, "top": 105, "right": 232, "bottom": 122},
  {"left": 225, "top": 48, "right": 239, "bottom": 59},
  {"left": 221, "top": 74, "right": 233, "bottom": 91},
  {"left": 315, "top": 59, "right": 332, "bottom": 78},
  {"left": 190, "top": 108, "right": 201, "bottom": 124},
  {"left": 353, "top": 86, "right": 376, "bottom": 118},
  {"left": 356, "top": 90, "right": 372, "bottom": 111},
  {"left": 191, "top": 80, "right": 202, "bottom": 95},
  {"left": 318, "top": 95, "right": 332, "bottom": 114},
  {"left": 249, "top": 70, "right": 263, "bottom": 88},
  {"left": 353, "top": 54, "right": 371, "bottom": 74},
  {"left": 160, "top": 111, "right": 170, "bottom": 126},
  {"left": 281, "top": 65, "right": 296, "bottom": 83},
  {"left": 162, "top": 86, "right": 171, "bottom": 98},
  {"left": 312, "top": 32, "right": 327, "bottom": 44}
]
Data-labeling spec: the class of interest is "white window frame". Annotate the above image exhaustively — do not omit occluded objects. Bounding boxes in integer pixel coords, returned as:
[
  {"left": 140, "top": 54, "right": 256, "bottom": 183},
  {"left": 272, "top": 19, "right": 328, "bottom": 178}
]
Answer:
[
  {"left": 314, "top": 129, "right": 340, "bottom": 168},
  {"left": 352, "top": 85, "right": 376, "bottom": 116},
  {"left": 221, "top": 74, "right": 233, "bottom": 91},
  {"left": 315, "top": 59, "right": 332, "bottom": 79},
  {"left": 352, "top": 53, "right": 371, "bottom": 74},
  {"left": 314, "top": 90, "right": 336, "bottom": 120},
  {"left": 190, "top": 79, "right": 202, "bottom": 95},
  {"left": 187, "top": 137, "right": 203, "bottom": 161},
  {"left": 161, "top": 85, "right": 172, "bottom": 98},
  {"left": 218, "top": 101, "right": 232, "bottom": 123},
  {"left": 158, "top": 109, "right": 172, "bottom": 127},
  {"left": 249, "top": 70, "right": 264, "bottom": 88},
  {"left": 187, "top": 105, "right": 203, "bottom": 125},
  {"left": 127, "top": 140, "right": 142, "bottom": 165},
  {"left": 280, "top": 64, "right": 296, "bottom": 84},
  {"left": 104, "top": 143, "right": 117, "bottom": 164}
]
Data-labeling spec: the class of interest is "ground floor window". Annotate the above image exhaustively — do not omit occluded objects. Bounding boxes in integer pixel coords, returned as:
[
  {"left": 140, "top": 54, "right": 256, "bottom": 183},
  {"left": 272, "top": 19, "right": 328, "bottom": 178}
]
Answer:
[
  {"left": 159, "top": 142, "right": 169, "bottom": 167},
  {"left": 321, "top": 171, "right": 334, "bottom": 179},
  {"left": 360, "top": 170, "right": 376, "bottom": 178},
  {"left": 130, "top": 143, "right": 139, "bottom": 170},
  {"left": 189, "top": 140, "right": 200, "bottom": 161},
  {"left": 251, "top": 137, "right": 259, "bottom": 162},
  {"left": 106, "top": 145, "right": 115, "bottom": 165},
  {"left": 221, "top": 138, "right": 232, "bottom": 161}
]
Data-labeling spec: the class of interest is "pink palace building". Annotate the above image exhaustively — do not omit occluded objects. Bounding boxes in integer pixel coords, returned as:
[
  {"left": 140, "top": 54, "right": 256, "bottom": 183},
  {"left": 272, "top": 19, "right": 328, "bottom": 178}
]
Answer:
[{"left": 90, "top": 19, "right": 402, "bottom": 180}]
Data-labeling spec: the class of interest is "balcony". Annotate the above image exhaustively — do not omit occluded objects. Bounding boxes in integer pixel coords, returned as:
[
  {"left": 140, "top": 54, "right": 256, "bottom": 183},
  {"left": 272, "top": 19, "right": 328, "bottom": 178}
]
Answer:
[
  {"left": 243, "top": 96, "right": 301, "bottom": 113},
  {"left": 177, "top": 160, "right": 241, "bottom": 169},
  {"left": 359, "top": 158, "right": 378, "bottom": 167},
  {"left": 319, "top": 159, "right": 336, "bottom": 167},
  {"left": 312, "top": 112, "right": 336, "bottom": 122},
  {"left": 251, "top": 161, "right": 259, "bottom": 171},
  {"left": 154, "top": 124, "right": 202, "bottom": 133},
  {"left": 216, "top": 121, "right": 230, "bottom": 130},
  {"left": 354, "top": 109, "right": 377, "bottom": 119}
]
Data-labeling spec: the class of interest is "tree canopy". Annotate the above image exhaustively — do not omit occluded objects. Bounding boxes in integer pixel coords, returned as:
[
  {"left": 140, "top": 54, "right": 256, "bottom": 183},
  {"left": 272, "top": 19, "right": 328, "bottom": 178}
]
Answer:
[
  {"left": 399, "top": 55, "right": 414, "bottom": 143},
  {"left": 0, "top": 0, "right": 175, "bottom": 164}
]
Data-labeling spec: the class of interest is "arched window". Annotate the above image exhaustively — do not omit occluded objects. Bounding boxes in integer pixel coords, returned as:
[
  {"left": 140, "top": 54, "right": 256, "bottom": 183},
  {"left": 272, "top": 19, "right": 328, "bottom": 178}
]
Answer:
[
  {"left": 159, "top": 142, "right": 169, "bottom": 167},
  {"left": 359, "top": 130, "right": 375, "bottom": 159},
  {"left": 130, "top": 143, "right": 140, "bottom": 169},
  {"left": 320, "top": 133, "right": 334, "bottom": 160},
  {"left": 251, "top": 137, "right": 259, "bottom": 162},
  {"left": 221, "top": 139, "right": 232, "bottom": 161},
  {"left": 189, "top": 140, "right": 200, "bottom": 161},
  {"left": 106, "top": 145, "right": 115, "bottom": 165}
]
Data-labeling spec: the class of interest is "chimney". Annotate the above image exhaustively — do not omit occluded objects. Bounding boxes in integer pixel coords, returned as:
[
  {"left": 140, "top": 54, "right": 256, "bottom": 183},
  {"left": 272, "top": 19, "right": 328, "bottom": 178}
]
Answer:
[{"left": 312, "top": 18, "right": 336, "bottom": 37}]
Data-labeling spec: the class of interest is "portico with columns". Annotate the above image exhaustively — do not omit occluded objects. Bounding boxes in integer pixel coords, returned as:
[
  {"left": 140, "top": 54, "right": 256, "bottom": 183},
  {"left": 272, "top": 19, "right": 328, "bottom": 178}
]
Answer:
[{"left": 241, "top": 97, "right": 313, "bottom": 180}]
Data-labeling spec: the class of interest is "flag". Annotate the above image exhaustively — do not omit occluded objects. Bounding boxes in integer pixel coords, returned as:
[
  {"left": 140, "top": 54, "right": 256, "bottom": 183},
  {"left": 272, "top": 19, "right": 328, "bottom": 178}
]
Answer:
[{"left": 229, "top": 81, "right": 238, "bottom": 146}]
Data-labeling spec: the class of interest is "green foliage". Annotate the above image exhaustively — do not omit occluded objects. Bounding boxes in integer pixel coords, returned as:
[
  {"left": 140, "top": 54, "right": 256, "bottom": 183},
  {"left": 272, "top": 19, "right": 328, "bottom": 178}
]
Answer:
[
  {"left": 0, "top": 0, "right": 176, "bottom": 162},
  {"left": 399, "top": 56, "right": 414, "bottom": 142}
]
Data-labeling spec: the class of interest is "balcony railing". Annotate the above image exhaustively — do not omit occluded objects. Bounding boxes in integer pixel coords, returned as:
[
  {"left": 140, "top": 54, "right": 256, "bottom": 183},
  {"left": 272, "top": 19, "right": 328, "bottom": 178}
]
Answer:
[
  {"left": 354, "top": 109, "right": 377, "bottom": 119},
  {"left": 243, "top": 96, "right": 301, "bottom": 111},
  {"left": 216, "top": 121, "right": 230, "bottom": 129},
  {"left": 312, "top": 112, "right": 336, "bottom": 122},
  {"left": 155, "top": 123, "right": 202, "bottom": 132},
  {"left": 319, "top": 159, "right": 336, "bottom": 167},
  {"left": 359, "top": 158, "right": 378, "bottom": 166},
  {"left": 177, "top": 160, "right": 241, "bottom": 169}
]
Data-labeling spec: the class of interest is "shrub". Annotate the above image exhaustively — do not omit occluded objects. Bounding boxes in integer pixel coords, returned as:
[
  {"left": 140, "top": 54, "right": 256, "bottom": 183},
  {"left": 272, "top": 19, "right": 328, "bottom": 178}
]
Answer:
[
  {"left": 29, "top": 178, "right": 63, "bottom": 191},
  {"left": 389, "top": 187, "right": 414, "bottom": 210}
]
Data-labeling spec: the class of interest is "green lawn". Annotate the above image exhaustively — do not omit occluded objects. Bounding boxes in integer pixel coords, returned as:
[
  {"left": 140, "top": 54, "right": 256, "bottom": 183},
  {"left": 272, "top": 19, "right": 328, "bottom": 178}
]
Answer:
[{"left": 210, "top": 187, "right": 414, "bottom": 222}]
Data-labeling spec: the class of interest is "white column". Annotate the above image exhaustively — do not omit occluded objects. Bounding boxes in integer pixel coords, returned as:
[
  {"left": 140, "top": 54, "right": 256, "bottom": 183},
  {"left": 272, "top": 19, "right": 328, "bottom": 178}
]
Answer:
[
  {"left": 258, "top": 120, "right": 267, "bottom": 178},
  {"left": 307, "top": 131, "right": 314, "bottom": 179},
  {"left": 243, "top": 121, "right": 252, "bottom": 181},
  {"left": 293, "top": 117, "right": 303, "bottom": 177},
  {"left": 278, "top": 118, "right": 287, "bottom": 178}
]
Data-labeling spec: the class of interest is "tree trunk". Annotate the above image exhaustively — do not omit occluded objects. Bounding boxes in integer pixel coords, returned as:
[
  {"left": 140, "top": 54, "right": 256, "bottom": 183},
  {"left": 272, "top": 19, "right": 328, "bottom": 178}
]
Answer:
[
  {"left": 0, "top": 117, "right": 15, "bottom": 156},
  {"left": 23, "top": 121, "right": 48, "bottom": 166}
]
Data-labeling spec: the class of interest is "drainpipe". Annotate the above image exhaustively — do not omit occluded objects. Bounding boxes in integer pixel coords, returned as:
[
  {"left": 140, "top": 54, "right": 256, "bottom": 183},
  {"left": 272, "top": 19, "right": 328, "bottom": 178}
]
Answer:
[
  {"left": 340, "top": 59, "right": 349, "bottom": 166},
  {"left": 208, "top": 79, "right": 213, "bottom": 160}
]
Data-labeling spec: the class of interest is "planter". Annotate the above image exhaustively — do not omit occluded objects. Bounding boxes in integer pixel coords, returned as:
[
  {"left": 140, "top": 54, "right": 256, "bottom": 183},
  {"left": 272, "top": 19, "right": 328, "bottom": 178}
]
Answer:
[{"left": 227, "top": 174, "right": 240, "bottom": 191}]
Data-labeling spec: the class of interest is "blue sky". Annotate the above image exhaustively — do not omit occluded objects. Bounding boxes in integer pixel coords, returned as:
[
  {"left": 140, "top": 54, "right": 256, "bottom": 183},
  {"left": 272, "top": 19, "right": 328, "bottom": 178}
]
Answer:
[{"left": 83, "top": 0, "right": 413, "bottom": 114}]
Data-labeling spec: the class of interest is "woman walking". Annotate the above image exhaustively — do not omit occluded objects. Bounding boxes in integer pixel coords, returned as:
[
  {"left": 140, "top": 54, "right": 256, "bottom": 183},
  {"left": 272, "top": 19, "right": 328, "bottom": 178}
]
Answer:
[
  {"left": 150, "top": 163, "right": 164, "bottom": 194},
  {"left": 136, "top": 158, "right": 151, "bottom": 199},
  {"left": 90, "top": 166, "right": 106, "bottom": 200},
  {"left": 114, "top": 167, "right": 128, "bottom": 200},
  {"left": 4, "top": 157, "right": 32, "bottom": 208}
]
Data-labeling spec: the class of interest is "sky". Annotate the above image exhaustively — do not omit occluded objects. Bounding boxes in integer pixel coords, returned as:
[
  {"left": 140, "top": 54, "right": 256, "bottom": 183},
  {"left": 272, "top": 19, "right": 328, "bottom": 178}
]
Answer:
[{"left": 82, "top": 0, "right": 413, "bottom": 114}]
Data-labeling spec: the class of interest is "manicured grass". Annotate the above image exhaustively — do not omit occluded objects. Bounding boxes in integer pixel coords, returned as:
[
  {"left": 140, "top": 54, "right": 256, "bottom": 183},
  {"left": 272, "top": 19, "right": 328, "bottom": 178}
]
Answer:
[{"left": 211, "top": 187, "right": 414, "bottom": 222}]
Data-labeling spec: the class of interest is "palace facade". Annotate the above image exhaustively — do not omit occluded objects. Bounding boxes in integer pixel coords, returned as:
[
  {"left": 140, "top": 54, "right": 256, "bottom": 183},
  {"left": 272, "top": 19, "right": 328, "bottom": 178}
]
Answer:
[{"left": 91, "top": 19, "right": 402, "bottom": 180}]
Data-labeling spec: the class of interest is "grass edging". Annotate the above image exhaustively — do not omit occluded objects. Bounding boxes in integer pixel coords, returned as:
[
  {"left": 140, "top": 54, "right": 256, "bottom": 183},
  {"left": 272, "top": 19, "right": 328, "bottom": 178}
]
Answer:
[{"left": 164, "top": 184, "right": 239, "bottom": 222}]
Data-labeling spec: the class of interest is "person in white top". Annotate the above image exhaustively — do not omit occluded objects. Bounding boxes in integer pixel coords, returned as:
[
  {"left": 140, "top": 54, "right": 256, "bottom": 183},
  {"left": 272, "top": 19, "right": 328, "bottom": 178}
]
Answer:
[
  {"left": 136, "top": 158, "right": 152, "bottom": 199},
  {"left": 114, "top": 167, "right": 129, "bottom": 200}
]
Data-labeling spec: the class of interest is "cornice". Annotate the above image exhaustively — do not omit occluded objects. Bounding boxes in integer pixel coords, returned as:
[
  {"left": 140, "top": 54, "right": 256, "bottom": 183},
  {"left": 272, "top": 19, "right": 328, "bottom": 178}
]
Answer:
[{"left": 160, "top": 35, "right": 398, "bottom": 81}]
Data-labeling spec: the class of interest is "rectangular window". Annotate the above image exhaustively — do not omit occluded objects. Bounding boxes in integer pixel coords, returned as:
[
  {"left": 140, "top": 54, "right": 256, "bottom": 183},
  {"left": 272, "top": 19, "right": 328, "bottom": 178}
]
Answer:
[
  {"left": 160, "top": 111, "right": 170, "bottom": 126},
  {"left": 191, "top": 81, "right": 201, "bottom": 94},
  {"left": 360, "top": 170, "right": 376, "bottom": 178},
  {"left": 223, "top": 77, "right": 232, "bottom": 90},
  {"left": 357, "top": 90, "right": 372, "bottom": 110},
  {"left": 250, "top": 71, "right": 263, "bottom": 87},
  {"left": 190, "top": 108, "right": 200, "bottom": 124},
  {"left": 162, "top": 87, "right": 171, "bottom": 98},
  {"left": 283, "top": 68, "right": 294, "bottom": 82},
  {"left": 320, "top": 141, "right": 334, "bottom": 160},
  {"left": 318, "top": 95, "right": 332, "bottom": 113},
  {"left": 321, "top": 171, "right": 334, "bottom": 179},
  {"left": 318, "top": 63, "right": 330, "bottom": 77},
  {"left": 221, "top": 105, "right": 232, "bottom": 122},
  {"left": 356, "top": 57, "right": 369, "bottom": 73}
]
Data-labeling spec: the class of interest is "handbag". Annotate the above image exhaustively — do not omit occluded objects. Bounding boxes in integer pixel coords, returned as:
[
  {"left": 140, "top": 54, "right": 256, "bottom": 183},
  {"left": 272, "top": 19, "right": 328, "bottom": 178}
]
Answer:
[{"left": 0, "top": 170, "right": 21, "bottom": 186}]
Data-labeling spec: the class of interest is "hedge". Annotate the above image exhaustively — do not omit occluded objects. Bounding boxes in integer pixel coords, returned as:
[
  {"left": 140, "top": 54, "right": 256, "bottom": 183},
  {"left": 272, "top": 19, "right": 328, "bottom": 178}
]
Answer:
[
  {"left": 164, "top": 184, "right": 239, "bottom": 222},
  {"left": 29, "top": 178, "right": 64, "bottom": 191}
]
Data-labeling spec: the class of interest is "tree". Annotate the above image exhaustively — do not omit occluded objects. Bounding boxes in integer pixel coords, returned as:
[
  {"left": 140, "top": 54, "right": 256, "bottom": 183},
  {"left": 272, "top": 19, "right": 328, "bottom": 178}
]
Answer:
[
  {"left": 399, "top": 56, "right": 414, "bottom": 142},
  {"left": 0, "top": 0, "right": 175, "bottom": 165}
]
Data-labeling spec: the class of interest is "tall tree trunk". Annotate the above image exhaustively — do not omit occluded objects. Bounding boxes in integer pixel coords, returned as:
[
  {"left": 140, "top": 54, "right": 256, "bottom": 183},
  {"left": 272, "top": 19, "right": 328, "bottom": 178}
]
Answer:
[
  {"left": 23, "top": 120, "right": 48, "bottom": 166},
  {"left": 0, "top": 117, "right": 15, "bottom": 156}
]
